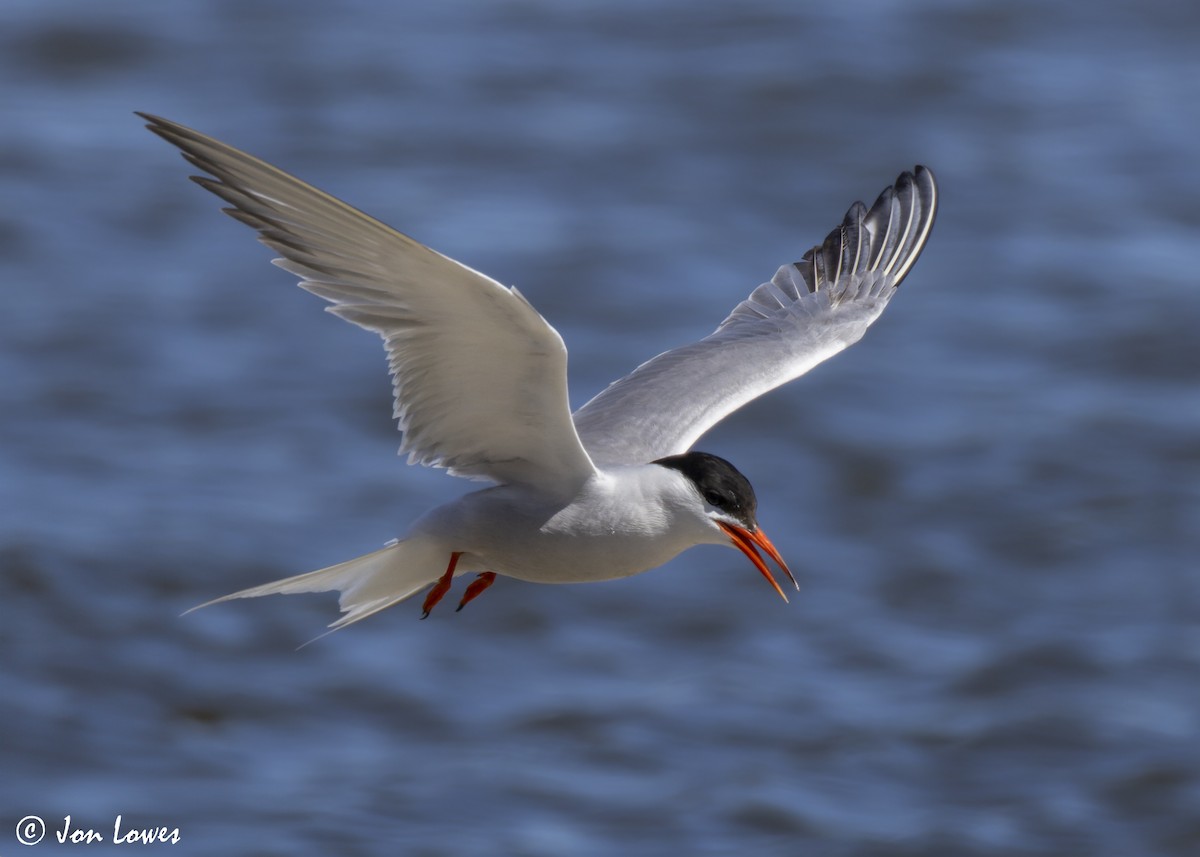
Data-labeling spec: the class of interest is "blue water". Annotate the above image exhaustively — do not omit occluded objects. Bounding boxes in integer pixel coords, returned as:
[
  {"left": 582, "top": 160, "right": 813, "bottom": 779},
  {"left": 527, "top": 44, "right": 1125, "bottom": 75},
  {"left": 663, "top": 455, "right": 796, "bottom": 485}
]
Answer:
[{"left": 2, "top": 1, "right": 1198, "bottom": 854}]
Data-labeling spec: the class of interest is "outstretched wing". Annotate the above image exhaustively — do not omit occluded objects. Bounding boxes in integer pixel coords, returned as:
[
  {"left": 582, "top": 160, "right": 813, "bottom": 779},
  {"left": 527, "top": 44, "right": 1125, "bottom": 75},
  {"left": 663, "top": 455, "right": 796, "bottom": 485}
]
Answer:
[
  {"left": 141, "top": 113, "right": 596, "bottom": 495},
  {"left": 573, "top": 167, "right": 937, "bottom": 466}
]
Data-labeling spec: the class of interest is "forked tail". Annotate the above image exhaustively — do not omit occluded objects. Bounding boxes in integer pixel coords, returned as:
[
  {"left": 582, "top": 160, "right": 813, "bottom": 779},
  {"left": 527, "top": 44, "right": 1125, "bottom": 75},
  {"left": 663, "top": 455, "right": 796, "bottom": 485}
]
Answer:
[{"left": 186, "top": 537, "right": 450, "bottom": 632}]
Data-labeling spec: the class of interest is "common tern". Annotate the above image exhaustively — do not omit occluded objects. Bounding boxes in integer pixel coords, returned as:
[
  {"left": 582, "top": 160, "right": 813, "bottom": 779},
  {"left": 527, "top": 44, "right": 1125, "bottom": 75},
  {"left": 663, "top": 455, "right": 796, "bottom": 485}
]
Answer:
[{"left": 140, "top": 113, "right": 937, "bottom": 630}]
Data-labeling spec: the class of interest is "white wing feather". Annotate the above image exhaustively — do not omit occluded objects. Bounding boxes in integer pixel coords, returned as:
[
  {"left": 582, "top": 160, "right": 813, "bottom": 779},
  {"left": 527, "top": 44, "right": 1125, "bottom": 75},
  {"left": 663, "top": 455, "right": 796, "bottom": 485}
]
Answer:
[
  {"left": 141, "top": 114, "right": 596, "bottom": 495},
  {"left": 573, "top": 167, "right": 937, "bottom": 465}
]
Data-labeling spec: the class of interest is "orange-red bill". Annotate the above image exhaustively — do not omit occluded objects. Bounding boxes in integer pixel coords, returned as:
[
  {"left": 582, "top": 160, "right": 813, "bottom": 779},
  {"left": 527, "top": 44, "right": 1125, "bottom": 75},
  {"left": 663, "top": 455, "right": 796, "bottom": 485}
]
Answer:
[{"left": 718, "top": 522, "right": 798, "bottom": 603}]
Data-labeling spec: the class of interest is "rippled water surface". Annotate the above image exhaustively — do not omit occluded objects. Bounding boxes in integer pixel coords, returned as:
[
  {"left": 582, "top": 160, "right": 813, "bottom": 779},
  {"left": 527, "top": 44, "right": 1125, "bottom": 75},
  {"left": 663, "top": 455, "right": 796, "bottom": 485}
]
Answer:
[{"left": 2, "top": 1, "right": 1198, "bottom": 854}]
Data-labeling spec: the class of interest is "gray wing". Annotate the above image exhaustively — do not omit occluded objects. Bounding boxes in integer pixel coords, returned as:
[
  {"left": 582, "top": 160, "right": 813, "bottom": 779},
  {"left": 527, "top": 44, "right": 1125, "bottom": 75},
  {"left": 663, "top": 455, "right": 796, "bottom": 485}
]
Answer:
[
  {"left": 141, "top": 113, "right": 597, "bottom": 495},
  {"left": 573, "top": 167, "right": 937, "bottom": 466}
]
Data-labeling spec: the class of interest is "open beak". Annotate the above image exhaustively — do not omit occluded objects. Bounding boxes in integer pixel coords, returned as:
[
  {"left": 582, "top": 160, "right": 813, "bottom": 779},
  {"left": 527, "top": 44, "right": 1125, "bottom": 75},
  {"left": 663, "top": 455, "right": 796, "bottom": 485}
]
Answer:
[{"left": 718, "top": 521, "right": 798, "bottom": 603}]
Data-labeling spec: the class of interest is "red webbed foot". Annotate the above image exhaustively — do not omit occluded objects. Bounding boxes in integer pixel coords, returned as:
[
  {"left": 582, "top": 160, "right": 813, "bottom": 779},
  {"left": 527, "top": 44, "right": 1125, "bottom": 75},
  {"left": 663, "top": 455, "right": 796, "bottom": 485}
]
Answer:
[
  {"left": 455, "top": 572, "right": 497, "bottom": 612},
  {"left": 420, "top": 552, "right": 462, "bottom": 619}
]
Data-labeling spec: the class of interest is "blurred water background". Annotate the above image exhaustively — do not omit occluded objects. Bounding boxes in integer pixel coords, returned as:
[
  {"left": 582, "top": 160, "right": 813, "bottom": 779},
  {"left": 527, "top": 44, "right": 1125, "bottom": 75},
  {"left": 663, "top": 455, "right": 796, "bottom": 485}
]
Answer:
[{"left": 2, "top": 1, "right": 1198, "bottom": 854}]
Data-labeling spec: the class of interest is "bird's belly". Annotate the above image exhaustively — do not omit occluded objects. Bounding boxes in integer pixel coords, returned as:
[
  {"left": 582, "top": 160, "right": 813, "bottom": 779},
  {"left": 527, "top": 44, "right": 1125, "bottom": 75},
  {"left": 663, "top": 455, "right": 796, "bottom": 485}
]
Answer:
[
  {"left": 479, "top": 527, "right": 691, "bottom": 585},
  {"left": 424, "top": 488, "right": 703, "bottom": 585}
]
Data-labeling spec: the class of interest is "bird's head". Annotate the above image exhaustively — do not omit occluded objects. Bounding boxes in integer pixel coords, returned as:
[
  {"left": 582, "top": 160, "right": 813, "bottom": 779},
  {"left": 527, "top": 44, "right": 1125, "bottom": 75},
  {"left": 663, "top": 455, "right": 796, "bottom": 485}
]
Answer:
[{"left": 653, "top": 451, "right": 797, "bottom": 602}]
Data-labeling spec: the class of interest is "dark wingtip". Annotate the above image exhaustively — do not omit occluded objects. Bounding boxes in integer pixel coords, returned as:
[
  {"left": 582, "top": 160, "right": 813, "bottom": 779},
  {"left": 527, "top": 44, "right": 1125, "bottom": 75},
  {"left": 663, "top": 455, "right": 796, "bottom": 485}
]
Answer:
[
  {"left": 802, "top": 165, "right": 938, "bottom": 294},
  {"left": 135, "top": 111, "right": 167, "bottom": 132}
]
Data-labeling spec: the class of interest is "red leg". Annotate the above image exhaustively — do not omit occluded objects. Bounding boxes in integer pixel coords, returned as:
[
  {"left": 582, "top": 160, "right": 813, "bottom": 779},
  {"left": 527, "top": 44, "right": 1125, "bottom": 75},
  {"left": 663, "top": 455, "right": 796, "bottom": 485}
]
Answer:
[
  {"left": 456, "top": 572, "right": 497, "bottom": 612},
  {"left": 420, "top": 552, "right": 462, "bottom": 619}
]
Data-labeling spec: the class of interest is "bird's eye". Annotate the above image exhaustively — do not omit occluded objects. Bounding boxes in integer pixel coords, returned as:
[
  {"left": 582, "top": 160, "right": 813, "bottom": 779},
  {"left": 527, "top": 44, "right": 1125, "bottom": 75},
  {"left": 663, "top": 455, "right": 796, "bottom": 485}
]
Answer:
[{"left": 704, "top": 490, "right": 725, "bottom": 508}]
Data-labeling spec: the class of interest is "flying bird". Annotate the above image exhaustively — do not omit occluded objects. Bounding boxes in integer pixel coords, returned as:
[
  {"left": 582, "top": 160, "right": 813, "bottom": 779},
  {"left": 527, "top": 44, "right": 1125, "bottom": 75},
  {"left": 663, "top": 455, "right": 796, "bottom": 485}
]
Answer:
[{"left": 139, "top": 113, "right": 937, "bottom": 631}]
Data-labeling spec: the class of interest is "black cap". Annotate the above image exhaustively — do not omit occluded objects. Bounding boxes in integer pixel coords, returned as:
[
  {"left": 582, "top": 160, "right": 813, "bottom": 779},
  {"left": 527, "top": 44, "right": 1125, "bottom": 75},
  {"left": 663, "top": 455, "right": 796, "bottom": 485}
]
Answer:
[{"left": 653, "top": 451, "right": 758, "bottom": 530}]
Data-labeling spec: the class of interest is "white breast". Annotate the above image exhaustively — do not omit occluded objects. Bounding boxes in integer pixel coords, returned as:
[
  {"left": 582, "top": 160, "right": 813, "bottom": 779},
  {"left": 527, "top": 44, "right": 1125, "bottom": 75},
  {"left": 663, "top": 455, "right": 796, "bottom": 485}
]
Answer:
[{"left": 410, "top": 466, "right": 723, "bottom": 584}]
